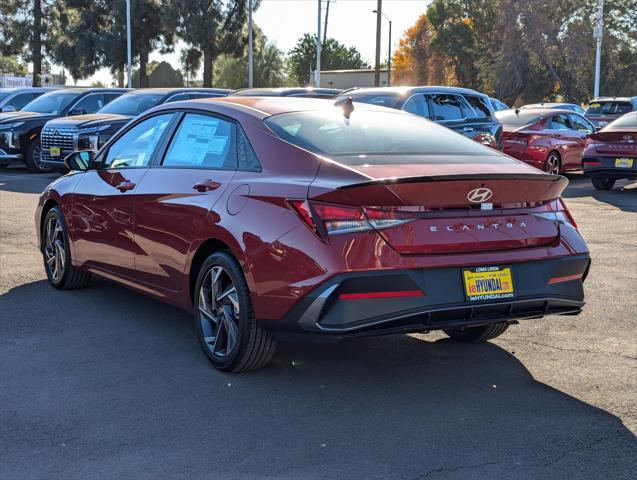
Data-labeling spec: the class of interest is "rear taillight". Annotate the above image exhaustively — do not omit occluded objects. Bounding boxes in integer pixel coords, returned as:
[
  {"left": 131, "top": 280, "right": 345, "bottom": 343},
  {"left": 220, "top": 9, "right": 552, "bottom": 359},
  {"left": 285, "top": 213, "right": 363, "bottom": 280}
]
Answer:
[
  {"left": 288, "top": 200, "right": 413, "bottom": 239},
  {"left": 534, "top": 199, "right": 578, "bottom": 229}
]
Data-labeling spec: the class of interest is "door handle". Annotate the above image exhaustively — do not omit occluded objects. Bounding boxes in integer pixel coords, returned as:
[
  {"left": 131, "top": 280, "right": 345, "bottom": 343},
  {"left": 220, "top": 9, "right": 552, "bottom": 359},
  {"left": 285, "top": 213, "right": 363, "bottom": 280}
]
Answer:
[
  {"left": 115, "top": 181, "right": 136, "bottom": 192},
  {"left": 193, "top": 179, "right": 221, "bottom": 192},
  {"left": 463, "top": 127, "right": 474, "bottom": 132}
]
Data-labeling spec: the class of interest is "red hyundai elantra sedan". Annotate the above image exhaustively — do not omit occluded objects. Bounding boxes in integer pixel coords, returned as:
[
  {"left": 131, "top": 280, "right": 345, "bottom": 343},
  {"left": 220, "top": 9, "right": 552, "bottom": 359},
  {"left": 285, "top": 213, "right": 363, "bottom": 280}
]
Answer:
[
  {"left": 582, "top": 112, "right": 637, "bottom": 190},
  {"left": 36, "top": 97, "right": 591, "bottom": 372},
  {"left": 496, "top": 108, "right": 596, "bottom": 174}
]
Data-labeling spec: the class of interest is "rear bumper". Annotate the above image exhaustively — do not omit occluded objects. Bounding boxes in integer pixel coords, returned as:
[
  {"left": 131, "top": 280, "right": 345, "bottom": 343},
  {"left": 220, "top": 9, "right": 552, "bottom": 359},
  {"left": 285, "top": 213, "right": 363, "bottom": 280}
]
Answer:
[
  {"left": 267, "top": 254, "right": 590, "bottom": 337},
  {"left": 583, "top": 157, "right": 637, "bottom": 180}
]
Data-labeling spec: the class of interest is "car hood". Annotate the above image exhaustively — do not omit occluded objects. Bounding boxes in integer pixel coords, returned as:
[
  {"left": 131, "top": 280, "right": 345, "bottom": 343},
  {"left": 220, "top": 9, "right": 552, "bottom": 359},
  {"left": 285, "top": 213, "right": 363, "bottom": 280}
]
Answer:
[
  {"left": 0, "top": 111, "right": 58, "bottom": 124},
  {"left": 46, "top": 113, "right": 132, "bottom": 129}
]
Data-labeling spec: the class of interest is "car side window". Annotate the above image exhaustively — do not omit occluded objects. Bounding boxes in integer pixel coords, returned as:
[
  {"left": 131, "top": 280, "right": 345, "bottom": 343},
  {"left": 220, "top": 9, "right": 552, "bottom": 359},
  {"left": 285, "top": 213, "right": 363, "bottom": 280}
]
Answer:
[
  {"left": 403, "top": 95, "right": 430, "bottom": 118},
  {"left": 569, "top": 114, "right": 593, "bottom": 133},
  {"left": 103, "top": 114, "right": 173, "bottom": 169},
  {"left": 237, "top": 127, "right": 261, "bottom": 172},
  {"left": 429, "top": 94, "right": 465, "bottom": 121},
  {"left": 162, "top": 113, "right": 237, "bottom": 169},
  {"left": 8, "top": 93, "right": 35, "bottom": 110},
  {"left": 549, "top": 114, "right": 571, "bottom": 130},
  {"left": 72, "top": 94, "right": 106, "bottom": 113},
  {"left": 189, "top": 93, "right": 221, "bottom": 99},
  {"left": 104, "top": 93, "right": 122, "bottom": 105}
]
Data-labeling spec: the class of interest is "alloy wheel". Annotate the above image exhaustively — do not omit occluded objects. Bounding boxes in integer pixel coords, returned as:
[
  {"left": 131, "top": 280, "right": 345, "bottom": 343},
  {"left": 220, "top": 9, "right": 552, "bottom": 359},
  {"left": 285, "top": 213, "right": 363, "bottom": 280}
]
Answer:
[
  {"left": 44, "top": 216, "right": 65, "bottom": 282},
  {"left": 545, "top": 154, "right": 560, "bottom": 175},
  {"left": 198, "top": 266, "right": 240, "bottom": 359},
  {"left": 32, "top": 144, "right": 45, "bottom": 170}
]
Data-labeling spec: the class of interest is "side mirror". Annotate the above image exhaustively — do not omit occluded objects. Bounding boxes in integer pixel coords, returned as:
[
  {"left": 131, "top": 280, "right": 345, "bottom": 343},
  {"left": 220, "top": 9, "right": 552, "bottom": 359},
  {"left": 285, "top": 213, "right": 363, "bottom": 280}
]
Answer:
[
  {"left": 68, "top": 108, "right": 86, "bottom": 116},
  {"left": 64, "top": 151, "right": 92, "bottom": 171},
  {"left": 1, "top": 105, "right": 16, "bottom": 112}
]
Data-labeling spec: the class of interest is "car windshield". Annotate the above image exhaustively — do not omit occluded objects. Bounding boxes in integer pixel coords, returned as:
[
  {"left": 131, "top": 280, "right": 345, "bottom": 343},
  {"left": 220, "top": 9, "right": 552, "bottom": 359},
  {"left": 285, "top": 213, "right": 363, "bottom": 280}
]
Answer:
[
  {"left": 344, "top": 93, "right": 404, "bottom": 109},
  {"left": 98, "top": 93, "right": 165, "bottom": 115},
  {"left": 586, "top": 101, "right": 632, "bottom": 115},
  {"left": 0, "top": 92, "right": 10, "bottom": 102},
  {"left": 22, "top": 91, "right": 79, "bottom": 114},
  {"left": 603, "top": 113, "right": 637, "bottom": 130},
  {"left": 265, "top": 107, "right": 496, "bottom": 162},
  {"left": 495, "top": 110, "right": 542, "bottom": 126}
]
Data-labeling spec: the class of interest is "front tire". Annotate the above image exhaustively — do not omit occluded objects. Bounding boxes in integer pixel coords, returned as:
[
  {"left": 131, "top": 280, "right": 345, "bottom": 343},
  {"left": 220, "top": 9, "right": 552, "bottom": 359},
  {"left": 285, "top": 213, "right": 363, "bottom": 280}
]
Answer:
[
  {"left": 443, "top": 322, "right": 509, "bottom": 342},
  {"left": 24, "top": 139, "right": 51, "bottom": 173},
  {"left": 42, "top": 207, "right": 92, "bottom": 289},
  {"left": 194, "top": 252, "right": 276, "bottom": 372},
  {"left": 592, "top": 177, "right": 615, "bottom": 190}
]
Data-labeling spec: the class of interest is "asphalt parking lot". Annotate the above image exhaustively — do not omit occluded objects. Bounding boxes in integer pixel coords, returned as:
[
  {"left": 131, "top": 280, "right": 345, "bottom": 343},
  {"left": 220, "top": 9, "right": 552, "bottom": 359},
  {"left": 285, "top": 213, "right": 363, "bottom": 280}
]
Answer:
[{"left": 1, "top": 167, "right": 635, "bottom": 480}]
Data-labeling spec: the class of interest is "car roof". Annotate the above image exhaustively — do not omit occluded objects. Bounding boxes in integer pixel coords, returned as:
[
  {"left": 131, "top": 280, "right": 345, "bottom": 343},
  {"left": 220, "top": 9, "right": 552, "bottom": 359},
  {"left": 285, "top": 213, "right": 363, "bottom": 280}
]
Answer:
[
  {"left": 343, "top": 86, "right": 487, "bottom": 97},
  {"left": 123, "top": 87, "right": 231, "bottom": 95},
  {"left": 151, "top": 96, "right": 397, "bottom": 118},
  {"left": 523, "top": 102, "right": 578, "bottom": 108},
  {"left": 512, "top": 107, "right": 582, "bottom": 116},
  {"left": 231, "top": 87, "right": 342, "bottom": 96},
  {"left": 591, "top": 97, "right": 637, "bottom": 102},
  {"left": 45, "top": 88, "right": 130, "bottom": 94},
  {"left": 0, "top": 87, "right": 57, "bottom": 93}
]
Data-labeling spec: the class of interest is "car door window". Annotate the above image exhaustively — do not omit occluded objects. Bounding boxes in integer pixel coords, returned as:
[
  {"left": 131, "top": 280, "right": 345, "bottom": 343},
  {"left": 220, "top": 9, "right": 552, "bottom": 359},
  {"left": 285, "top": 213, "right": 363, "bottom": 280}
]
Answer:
[
  {"left": 429, "top": 94, "right": 465, "bottom": 121},
  {"left": 189, "top": 93, "right": 220, "bottom": 100},
  {"left": 72, "top": 94, "right": 106, "bottom": 113},
  {"left": 8, "top": 93, "right": 35, "bottom": 110},
  {"left": 403, "top": 95, "right": 430, "bottom": 118},
  {"left": 103, "top": 114, "right": 173, "bottom": 169},
  {"left": 549, "top": 114, "right": 571, "bottom": 130},
  {"left": 104, "top": 93, "right": 122, "bottom": 105},
  {"left": 162, "top": 113, "right": 237, "bottom": 169},
  {"left": 569, "top": 114, "right": 594, "bottom": 133}
]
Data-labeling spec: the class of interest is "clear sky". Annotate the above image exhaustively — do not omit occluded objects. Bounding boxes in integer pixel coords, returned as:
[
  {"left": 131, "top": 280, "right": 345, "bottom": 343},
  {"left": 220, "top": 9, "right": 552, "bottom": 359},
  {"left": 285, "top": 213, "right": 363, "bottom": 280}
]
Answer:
[{"left": 73, "top": 0, "right": 430, "bottom": 86}]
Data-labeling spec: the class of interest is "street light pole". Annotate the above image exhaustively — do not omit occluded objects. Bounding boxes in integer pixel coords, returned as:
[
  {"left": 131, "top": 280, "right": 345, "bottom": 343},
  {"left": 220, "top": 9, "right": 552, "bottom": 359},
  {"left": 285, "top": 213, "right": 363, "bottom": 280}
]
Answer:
[
  {"left": 592, "top": 0, "right": 604, "bottom": 98},
  {"left": 248, "top": 0, "right": 254, "bottom": 88},
  {"left": 373, "top": 9, "right": 392, "bottom": 86},
  {"left": 373, "top": 0, "right": 382, "bottom": 87},
  {"left": 126, "top": 0, "right": 132, "bottom": 88},
  {"left": 316, "top": 0, "right": 321, "bottom": 87}
]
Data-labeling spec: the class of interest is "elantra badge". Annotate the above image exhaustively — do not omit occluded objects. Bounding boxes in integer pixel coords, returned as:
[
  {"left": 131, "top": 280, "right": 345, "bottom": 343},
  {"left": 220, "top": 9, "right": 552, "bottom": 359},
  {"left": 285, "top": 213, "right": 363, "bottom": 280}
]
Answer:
[
  {"left": 623, "top": 135, "right": 634, "bottom": 143},
  {"left": 467, "top": 187, "right": 493, "bottom": 203}
]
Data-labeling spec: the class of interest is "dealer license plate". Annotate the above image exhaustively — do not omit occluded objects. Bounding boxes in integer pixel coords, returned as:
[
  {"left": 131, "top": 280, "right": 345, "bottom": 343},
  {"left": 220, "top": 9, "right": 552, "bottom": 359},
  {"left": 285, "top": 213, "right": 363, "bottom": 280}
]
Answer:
[
  {"left": 49, "top": 147, "right": 61, "bottom": 157},
  {"left": 615, "top": 158, "right": 634, "bottom": 168},
  {"left": 463, "top": 266, "right": 514, "bottom": 302}
]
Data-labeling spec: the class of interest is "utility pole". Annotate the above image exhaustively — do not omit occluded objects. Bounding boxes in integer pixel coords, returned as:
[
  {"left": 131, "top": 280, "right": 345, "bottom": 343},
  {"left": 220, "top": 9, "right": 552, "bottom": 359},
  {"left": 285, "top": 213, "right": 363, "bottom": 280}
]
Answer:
[
  {"left": 126, "top": 0, "right": 132, "bottom": 88},
  {"left": 316, "top": 0, "right": 321, "bottom": 87},
  {"left": 248, "top": 0, "right": 254, "bottom": 88},
  {"left": 592, "top": 0, "right": 604, "bottom": 98},
  {"left": 373, "top": 8, "right": 392, "bottom": 86},
  {"left": 323, "top": 0, "right": 330, "bottom": 45},
  {"left": 373, "top": 0, "right": 382, "bottom": 87}
]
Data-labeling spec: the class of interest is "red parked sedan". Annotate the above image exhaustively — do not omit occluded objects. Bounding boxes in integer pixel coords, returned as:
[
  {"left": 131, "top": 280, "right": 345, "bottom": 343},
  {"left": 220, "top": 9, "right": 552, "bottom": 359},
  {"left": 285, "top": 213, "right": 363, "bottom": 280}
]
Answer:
[
  {"left": 36, "top": 97, "right": 590, "bottom": 372},
  {"left": 582, "top": 112, "right": 637, "bottom": 190},
  {"left": 496, "top": 108, "right": 596, "bottom": 174}
]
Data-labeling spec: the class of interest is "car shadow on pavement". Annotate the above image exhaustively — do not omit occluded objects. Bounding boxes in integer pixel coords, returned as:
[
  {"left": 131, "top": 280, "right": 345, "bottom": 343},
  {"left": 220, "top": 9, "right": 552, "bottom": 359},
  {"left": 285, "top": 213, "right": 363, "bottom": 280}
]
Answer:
[
  {"left": 1, "top": 278, "right": 635, "bottom": 480},
  {"left": 0, "top": 165, "right": 60, "bottom": 195},
  {"left": 563, "top": 173, "right": 637, "bottom": 213}
]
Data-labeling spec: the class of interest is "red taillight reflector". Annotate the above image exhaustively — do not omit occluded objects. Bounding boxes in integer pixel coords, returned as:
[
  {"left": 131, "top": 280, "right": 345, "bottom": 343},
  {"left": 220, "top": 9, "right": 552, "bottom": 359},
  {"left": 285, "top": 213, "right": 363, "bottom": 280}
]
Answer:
[
  {"left": 582, "top": 159, "right": 601, "bottom": 166},
  {"left": 338, "top": 290, "right": 424, "bottom": 300},
  {"left": 548, "top": 273, "right": 583, "bottom": 285}
]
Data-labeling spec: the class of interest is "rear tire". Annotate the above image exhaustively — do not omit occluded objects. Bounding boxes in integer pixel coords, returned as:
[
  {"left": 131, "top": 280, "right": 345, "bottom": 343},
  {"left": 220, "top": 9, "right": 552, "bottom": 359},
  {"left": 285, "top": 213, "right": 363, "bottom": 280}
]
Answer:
[
  {"left": 592, "top": 177, "right": 615, "bottom": 190},
  {"left": 193, "top": 251, "right": 276, "bottom": 372},
  {"left": 543, "top": 151, "right": 561, "bottom": 175},
  {"left": 443, "top": 322, "right": 509, "bottom": 342},
  {"left": 24, "top": 139, "right": 51, "bottom": 173},
  {"left": 42, "top": 207, "right": 92, "bottom": 289}
]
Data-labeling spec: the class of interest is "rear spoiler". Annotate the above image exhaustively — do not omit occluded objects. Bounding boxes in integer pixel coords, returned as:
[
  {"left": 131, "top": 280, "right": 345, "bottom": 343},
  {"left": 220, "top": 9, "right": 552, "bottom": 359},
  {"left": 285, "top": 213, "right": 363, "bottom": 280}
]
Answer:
[{"left": 336, "top": 172, "right": 566, "bottom": 190}]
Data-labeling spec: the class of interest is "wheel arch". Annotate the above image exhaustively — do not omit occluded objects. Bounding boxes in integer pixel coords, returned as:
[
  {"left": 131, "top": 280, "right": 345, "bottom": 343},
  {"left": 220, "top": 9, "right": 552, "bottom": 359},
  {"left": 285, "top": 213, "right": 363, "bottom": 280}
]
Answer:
[
  {"left": 188, "top": 236, "right": 251, "bottom": 307},
  {"left": 38, "top": 198, "right": 59, "bottom": 249}
]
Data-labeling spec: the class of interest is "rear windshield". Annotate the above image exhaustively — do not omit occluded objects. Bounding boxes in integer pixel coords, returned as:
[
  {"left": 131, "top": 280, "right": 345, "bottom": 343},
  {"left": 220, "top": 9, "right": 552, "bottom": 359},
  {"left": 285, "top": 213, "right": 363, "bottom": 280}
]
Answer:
[
  {"left": 345, "top": 92, "right": 403, "bottom": 109},
  {"left": 98, "top": 93, "right": 165, "bottom": 115},
  {"left": 495, "top": 110, "right": 542, "bottom": 126},
  {"left": 586, "top": 101, "right": 632, "bottom": 115},
  {"left": 603, "top": 112, "right": 637, "bottom": 130},
  {"left": 264, "top": 108, "right": 496, "bottom": 161}
]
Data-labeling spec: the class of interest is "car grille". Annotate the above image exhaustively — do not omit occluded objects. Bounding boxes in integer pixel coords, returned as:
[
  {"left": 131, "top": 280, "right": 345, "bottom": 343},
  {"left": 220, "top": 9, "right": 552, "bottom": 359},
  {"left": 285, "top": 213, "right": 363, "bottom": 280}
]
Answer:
[{"left": 41, "top": 126, "right": 77, "bottom": 163}]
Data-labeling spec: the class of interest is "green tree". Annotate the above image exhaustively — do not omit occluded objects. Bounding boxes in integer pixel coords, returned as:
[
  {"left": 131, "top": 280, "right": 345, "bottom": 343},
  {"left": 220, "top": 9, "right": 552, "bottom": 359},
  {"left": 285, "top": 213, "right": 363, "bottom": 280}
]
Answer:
[
  {"left": 0, "top": 55, "right": 28, "bottom": 76},
  {"left": 180, "top": 48, "right": 202, "bottom": 86},
  {"left": 288, "top": 34, "right": 368, "bottom": 86},
  {"left": 0, "top": 0, "right": 47, "bottom": 85},
  {"left": 172, "top": 0, "right": 259, "bottom": 87}
]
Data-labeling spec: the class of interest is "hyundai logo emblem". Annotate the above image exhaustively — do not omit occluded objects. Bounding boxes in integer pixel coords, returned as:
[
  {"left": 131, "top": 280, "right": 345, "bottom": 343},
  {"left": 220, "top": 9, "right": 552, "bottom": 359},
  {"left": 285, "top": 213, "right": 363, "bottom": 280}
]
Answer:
[
  {"left": 467, "top": 187, "right": 493, "bottom": 203},
  {"left": 53, "top": 129, "right": 60, "bottom": 136}
]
